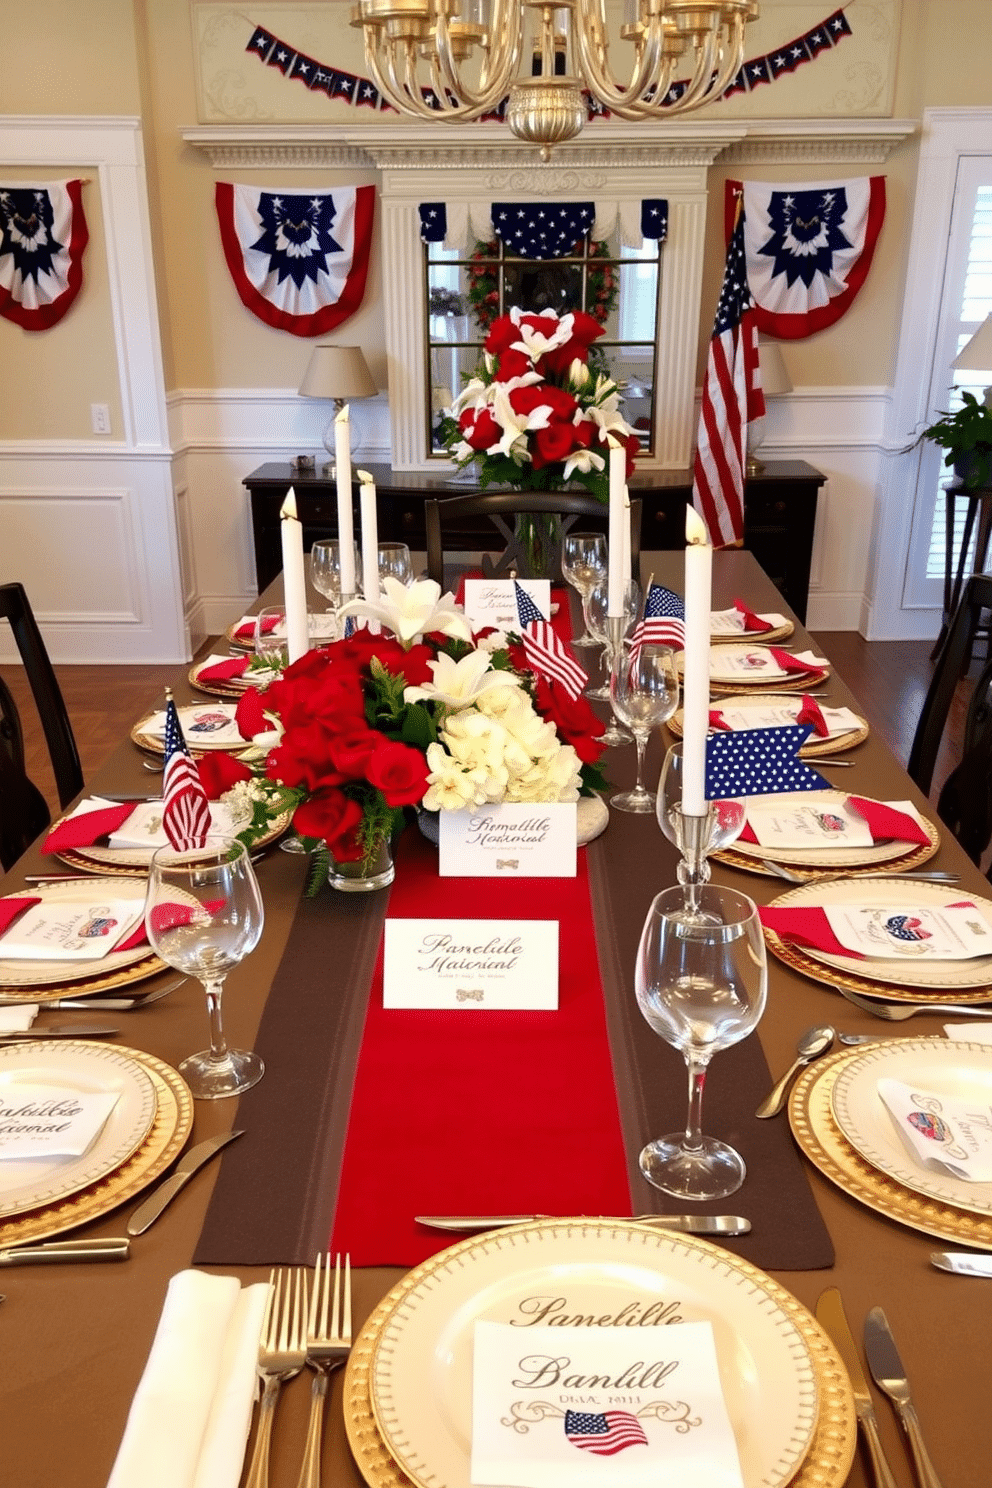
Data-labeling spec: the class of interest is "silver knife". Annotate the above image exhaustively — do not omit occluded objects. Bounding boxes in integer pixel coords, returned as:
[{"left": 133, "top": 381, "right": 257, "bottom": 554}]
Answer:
[
  {"left": 815, "top": 1288, "right": 897, "bottom": 1488},
  {"left": 416, "top": 1214, "right": 750, "bottom": 1236},
  {"left": 930, "top": 1251, "right": 992, "bottom": 1277},
  {"left": 0, "top": 1237, "right": 130, "bottom": 1266},
  {"left": 864, "top": 1306, "right": 946, "bottom": 1488},
  {"left": 0, "top": 979, "right": 184, "bottom": 1011},
  {"left": 0, "top": 1025, "right": 119, "bottom": 1040},
  {"left": 126, "top": 1129, "right": 244, "bottom": 1235}
]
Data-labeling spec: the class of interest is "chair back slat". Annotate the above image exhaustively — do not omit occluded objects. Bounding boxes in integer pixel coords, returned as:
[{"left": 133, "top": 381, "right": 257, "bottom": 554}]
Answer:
[{"left": 0, "top": 582, "right": 83, "bottom": 812}]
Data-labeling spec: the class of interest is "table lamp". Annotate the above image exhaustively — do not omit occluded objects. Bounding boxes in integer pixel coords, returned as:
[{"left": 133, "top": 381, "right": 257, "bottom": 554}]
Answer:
[
  {"left": 952, "top": 313, "right": 992, "bottom": 405},
  {"left": 299, "top": 344, "right": 377, "bottom": 474},
  {"left": 746, "top": 341, "right": 793, "bottom": 476}
]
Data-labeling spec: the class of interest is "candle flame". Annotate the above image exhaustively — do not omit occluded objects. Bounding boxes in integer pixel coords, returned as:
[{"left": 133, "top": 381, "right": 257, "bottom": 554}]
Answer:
[
  {"left": 280, "top": 487, "right": 298, "bottom": 520},
  {"left": 357, "top": 468, "right": 374, "bottom": 484},
  {"left": 685, "top": 505, "right": 709, "bottom": 546}
]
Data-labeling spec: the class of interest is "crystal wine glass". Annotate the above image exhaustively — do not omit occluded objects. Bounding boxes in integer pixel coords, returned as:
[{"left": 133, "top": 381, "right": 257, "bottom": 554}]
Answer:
[
  {"left": 377, "top": 542, "right": 413, "bottom": 586},
  {"left": 144, "top": 836, "right": 265, "bottom": 1099},
  {"left": 561, "top": 531, "right": 607, "bottom": 648},
  {"left": 635, "top": 883, "right": 767, "bottom": 1200},
  {"left": 583, "top": 577, "right": 641, "bottom": 731},
  {"left": 656, "top": 741, "right": 746, "bottom": 915},
  {"left": 310, "top": 540, "right": 359, "bottom": 607},
  {"left": 254, "top": 607, "right": 289, "bottom": 671},
  {"left": 609, "top": 643, "right": 679, "bottom": 812}
]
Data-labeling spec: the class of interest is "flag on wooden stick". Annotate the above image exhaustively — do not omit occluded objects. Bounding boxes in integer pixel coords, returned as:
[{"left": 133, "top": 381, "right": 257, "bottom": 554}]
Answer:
[{"left": 162, "top": 691, "right": 211, "bottom": 850}]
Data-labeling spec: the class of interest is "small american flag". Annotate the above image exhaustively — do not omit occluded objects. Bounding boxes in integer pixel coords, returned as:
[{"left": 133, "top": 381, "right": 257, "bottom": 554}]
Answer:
[
  {"left": 162, "top": 694, "right": 211, "bottom": 849},
  {"left": 514, "top": 582, "right": 587, "bottom": 700},
  {"left": 629, "top": 583, "right": 685, "bottom": 664},
  {"left": 564, "top": 1409, "right": 648, "bottom": 1456}
]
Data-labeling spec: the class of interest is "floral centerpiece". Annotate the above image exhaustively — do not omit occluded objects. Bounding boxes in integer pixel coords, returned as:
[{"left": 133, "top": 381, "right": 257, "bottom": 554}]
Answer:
[
  {"left": 439, "top": 305, "right": 640, "bottom": 504},
  {"left": 200, "top": 579, "right": 607, "bottom": 893},
  {"left": 466, "top": 238, "right": 619, "bottom": 338}
]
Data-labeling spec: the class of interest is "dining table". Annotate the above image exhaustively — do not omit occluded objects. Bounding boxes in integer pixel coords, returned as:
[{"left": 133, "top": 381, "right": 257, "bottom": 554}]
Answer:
[{"left": 1, "top": 547, "right": 989, "bottom": 1488}]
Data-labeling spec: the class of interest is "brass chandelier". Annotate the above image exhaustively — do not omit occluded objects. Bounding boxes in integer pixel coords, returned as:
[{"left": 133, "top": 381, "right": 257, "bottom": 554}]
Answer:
[{"left": 352, "top": 0, "right": 759, "bottom": 158}]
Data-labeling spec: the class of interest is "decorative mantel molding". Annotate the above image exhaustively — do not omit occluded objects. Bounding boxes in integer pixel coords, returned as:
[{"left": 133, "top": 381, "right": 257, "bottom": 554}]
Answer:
[{"left": 182, "top": 117, "right": 915, "bottom": 170}]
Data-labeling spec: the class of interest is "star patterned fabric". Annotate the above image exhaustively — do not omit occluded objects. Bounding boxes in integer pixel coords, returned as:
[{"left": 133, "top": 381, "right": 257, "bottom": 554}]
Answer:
[
  {"left": 491, "top": 202, "right": 595, "bottom": 260},
  {"left": 704, "top": 724, "right": 830, "bottom": 799}
]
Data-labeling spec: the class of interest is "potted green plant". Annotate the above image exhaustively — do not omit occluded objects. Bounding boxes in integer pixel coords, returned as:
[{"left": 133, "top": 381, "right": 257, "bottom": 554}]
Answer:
[{"left": 919, "top": 391, "right": 992, "bottom": 490}]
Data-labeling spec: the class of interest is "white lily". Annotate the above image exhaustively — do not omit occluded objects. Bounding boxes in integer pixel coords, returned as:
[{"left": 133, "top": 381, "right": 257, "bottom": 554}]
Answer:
[
  {"left": 563, "top": 447, "right": 606, "bottom": 479},
  {"left": 449, "top": 376, "right": 488, "bottom": 416},
  {"left": 508, "top": 307, "right": 574, "bottom": 361},
  {"left": 404, "top": 649, "right": 524, "bottom": 710},
  {"left": 339, "top": 577, "right": 472, "bottom": 645},
  {"left": 488, "top": 385, "right": 552, "bottom": 460}
]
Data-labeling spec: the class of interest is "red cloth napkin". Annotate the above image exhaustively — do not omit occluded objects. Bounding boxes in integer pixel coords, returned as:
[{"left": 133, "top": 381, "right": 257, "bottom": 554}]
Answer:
[
  {"left": 759, "top": 905, "right": 860, "bottom": 957},
  {"left": 233, "top": 614, "right": 279, "bottom": 640},
  {"left": 0, "top": 896, "right": 42, "bottom": 937},
  {"left": 796, "top": 694, "right": 829, "bottom": 737},
  {"left": 734, "top": 598, "right": 773, "bottom": 633},
  {"left": 453, "top": 568, "right": 486, "bottom": 606},
  {"left": 709, "top": 709, "right": 731, "bottom": 730},
  {"left": 235, "top": 688, "right": 267, "bottom": 740},
  {"left": 42, "top": 802, "right": 137, "bottom": 855},
  {"left": 197, "top": 655, "right": 250, "bottom": 682},
  {"left": 769, "top": 647, "right": 827, "bottom": 677},
  {"left": 740, "top": 795, "right": 930, "bottom": 846}
]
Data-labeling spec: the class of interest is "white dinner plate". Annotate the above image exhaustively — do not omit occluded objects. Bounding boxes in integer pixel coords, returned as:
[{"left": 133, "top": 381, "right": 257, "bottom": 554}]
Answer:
[
  {"left": 769, "top": 878, "right": 992, "bottom": 991},
  {"left": 831, "top": 1039, "right": 992, "bottom": 1217},
  {"left": 131, "top": 703, "right": 248, "bottom": 754},
  {"left": 669, "top": 695, "right": 868, "bottom": 758},
  {"left": 676, "top": 646, "right": 829, "bottom": 689},
  {"left": 0, "top": 1040, "right": 157, "bottom": 1217},
  {"left": 725, "top": 793, "right": 939, "bottom": 872},
  {"left": 369, "top": 1219, "right": 819, "bottom": 1488},
  {"left": 0, "top": 880, "right": 155, "bottom": 989}
]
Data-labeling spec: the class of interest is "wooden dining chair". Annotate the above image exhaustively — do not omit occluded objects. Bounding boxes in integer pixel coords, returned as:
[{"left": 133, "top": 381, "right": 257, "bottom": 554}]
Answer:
[
  {"left": 424, "top": 489, "right": 642, "bottom": 587},
  {"left": 0, "top": 582, "right": 83, "bottom": 815},
  {"left": 908, "top": 571, "right": 992, "bottom": 872},
  {"left": 0, "top": 679, "right": 52, "bottom": 871}
]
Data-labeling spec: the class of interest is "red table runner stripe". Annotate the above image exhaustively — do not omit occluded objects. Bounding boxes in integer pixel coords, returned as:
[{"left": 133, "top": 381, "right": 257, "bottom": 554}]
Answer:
[{"left": 328, "top": 829, "right": 633, "bottom": 1264}]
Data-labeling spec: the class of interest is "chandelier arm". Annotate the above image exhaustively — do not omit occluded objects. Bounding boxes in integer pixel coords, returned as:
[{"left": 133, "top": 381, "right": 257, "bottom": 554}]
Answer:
[
  {"left": 364, "top": 38, "right": 442, "bottom": 121},
  {"left": 571, "top": 1, "right": 671, "bottom": 113},
  {"left": 431, "top": 0, "right": 523, "bottom": 114}
]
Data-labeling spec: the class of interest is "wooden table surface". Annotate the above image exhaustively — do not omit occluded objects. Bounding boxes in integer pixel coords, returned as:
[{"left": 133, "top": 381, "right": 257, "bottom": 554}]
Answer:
[{"left": 1, "top": 550, "right": 988, "bottom": 1488}]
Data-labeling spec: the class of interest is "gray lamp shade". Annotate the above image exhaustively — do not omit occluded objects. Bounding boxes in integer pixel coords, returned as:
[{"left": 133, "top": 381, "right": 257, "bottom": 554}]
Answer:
[
  {"left": 758, "top": 341, "right": 793, "bottom": 397},
  {"left": 299, "top": 344, "right": 376, "bottom": 400},
  {"left": 953, "top": 315, "right": 992, "bottom": 373}
]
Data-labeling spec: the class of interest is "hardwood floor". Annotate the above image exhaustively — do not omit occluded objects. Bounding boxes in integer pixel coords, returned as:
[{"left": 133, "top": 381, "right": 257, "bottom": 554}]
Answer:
[{"left": 1, "top": 631, "right": 955, "bottom": 823}]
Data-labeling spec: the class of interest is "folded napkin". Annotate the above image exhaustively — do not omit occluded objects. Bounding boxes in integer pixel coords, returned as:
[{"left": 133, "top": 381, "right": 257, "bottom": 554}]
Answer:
[
  {"left": 42, "top": 799, "right": 137, "bottom": 855},
  {"left": 0, "top": 896, "right": 41, "bottom": 936},
  {"left": 0, "top": 1003, "right": 38, "bottom": 1031},
  {"left": 734, "top": 598, "right": 774, "bottom": 633},
  {"left": 196, "top": 655, "right": 250, "bottom": 683},
  {"left": 740, "top": 795, "right": 931, "bottom": 846},
  {"left": 769, "top": 647, "right": 828, "bottom": 677},
  {"left": 759, "top": 904, "right": 860, "bottom": 957},
  {"left": 232, "top": 614, "right": 278, "bottom": 640},
  {"left": 795, "top": 694, "right": 829, "bottom": 737},
  {"left": 709, "top": 709, "right": 731, "bottom": 731},
  {"left": 107, "top": 1270, "right": 269, "bottom": 1488}
]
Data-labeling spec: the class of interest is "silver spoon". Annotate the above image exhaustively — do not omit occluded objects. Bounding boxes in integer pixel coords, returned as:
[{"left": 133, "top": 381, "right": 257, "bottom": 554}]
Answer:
[{"left": 755, "top": 1025, "right": 835, "bottom": 1118}]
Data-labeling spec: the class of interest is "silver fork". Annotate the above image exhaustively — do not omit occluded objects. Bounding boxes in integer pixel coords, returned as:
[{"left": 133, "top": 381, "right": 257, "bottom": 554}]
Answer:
[
  {"left": 245, "top": 1267, "right": 308, "bottom": 1488},
  {"left": 295, "top": 1253, "right": 352, "bottom": 1488},
  {"left": 836, "top": 985, "right": 992, "bottom": 1021},
  {"left": 762, "top": 859, "right": 960, "bottom": 884}
]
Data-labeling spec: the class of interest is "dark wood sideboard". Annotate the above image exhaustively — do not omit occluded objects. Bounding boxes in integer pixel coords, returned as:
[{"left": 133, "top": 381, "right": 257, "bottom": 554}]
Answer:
[{"left": 243, "top": 459, "right": 823, "bottom": 621}]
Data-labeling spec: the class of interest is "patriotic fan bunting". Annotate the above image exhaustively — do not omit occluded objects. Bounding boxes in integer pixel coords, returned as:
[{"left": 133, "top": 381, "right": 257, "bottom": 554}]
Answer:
[
  {"left": 514, "top": 582, "right": 587, "bottom": 700},
  {"left": 215, "top": 182, "right": 375, "bottom": 337},
  {"left": 728, "top": 176, "right": 886, "bottom": 339},
  {"left": 0, "top": 179, "right": 88, "bottom": 331},
  {"left": 692, "top": 209, "right": 765, "bottom": 547},
  {"left": 162, "top": 695, "right": 212, "bottom": 850},
  {"left": 629, "top": 584, "right": 685, "bottom": 664},
  {"left": 705, "top": 724, "right": 831, "bottom": 799}
]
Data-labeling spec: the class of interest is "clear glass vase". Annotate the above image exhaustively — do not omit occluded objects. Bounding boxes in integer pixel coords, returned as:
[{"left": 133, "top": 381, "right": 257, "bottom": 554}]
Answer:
[{"left": 327, "top": 836, "right": 395, "bottom": 892}]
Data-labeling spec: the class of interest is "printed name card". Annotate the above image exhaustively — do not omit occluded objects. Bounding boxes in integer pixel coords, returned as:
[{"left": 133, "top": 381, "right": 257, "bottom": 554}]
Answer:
[
  {"left": 462, "top": 579, "right": 552, "bottom": 632},
  {"left": 878, "top": 1077, "right": 992, "bottom": 1183},
  {"left": 107, "top": 800, "right": 237, "bottom": 851},
  {"left": 383, "top": 919, "right": 558, "bottom": 1009},
  {"left": 439, "top": 804, "right": 577, "bottom": 878},
  {"left": 715, "top": 703, "right": 861, "bottom": 739},
  {"left": 0, "top": 1085, "right": 120, "bottom": 1161},
  {"left": 823, "top": 902, "right": 992, "bottom": 960},
  {"left": 147, "top": 706, "right": 243, "bottom": 746},
  {"left": 710, "top": 607, "right": 786, "bottom": 635},
  {"left": 0, "top": 900, "right": 145, "bottom": 962},
  {"left": 470, "top": 1321, "right": 744, "bottom": 1488}
]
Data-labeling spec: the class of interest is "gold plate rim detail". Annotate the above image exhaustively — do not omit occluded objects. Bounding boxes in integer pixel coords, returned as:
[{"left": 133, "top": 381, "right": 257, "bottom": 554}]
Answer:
[{"left": 669, "top": 696, "right": 868, "bottom": 758}]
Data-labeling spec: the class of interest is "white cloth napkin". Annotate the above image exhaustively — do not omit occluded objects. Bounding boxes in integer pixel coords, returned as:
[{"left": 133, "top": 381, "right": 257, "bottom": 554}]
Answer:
[
  {"left": 0, "top": 1004, "right": 38, "bottom": 1031},
  {"left": 944, "top": 1024, "right": 992, "bottom": 1044},
  {"left": 106, "top": 1269, "right": 269, "bottom": 1488}
]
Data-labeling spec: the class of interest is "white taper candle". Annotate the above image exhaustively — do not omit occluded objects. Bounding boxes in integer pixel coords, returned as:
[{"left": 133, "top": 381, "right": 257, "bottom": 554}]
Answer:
[
  {"left": 358, "top": 469, "right": 380, "bottom": 601},
  {"left": 607, "top": 441, "right": 626, "bottom": 617},
  {"left": 334, "top": 406, "right": 356, "bottom": 595},
  {"left": 279, "top": 488, "right": 309, "bottom": 663},
  {"left": 682, "top": 505, "right": 712, "bottom": 816}
]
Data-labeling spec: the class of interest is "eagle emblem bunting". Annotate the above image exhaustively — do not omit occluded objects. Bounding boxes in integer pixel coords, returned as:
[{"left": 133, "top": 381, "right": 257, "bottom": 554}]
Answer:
[
  {"left": 215, "top": 182, "right": 375, "bottom": 336},
  {"left": 727, "top": 176, "right": 885, "bottom": 339},
  {"left": 0, "top": 179, "right": 89, "bottom": 331}
]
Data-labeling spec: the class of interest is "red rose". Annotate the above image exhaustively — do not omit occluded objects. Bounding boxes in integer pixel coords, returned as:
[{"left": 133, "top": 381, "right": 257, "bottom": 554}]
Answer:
[
  {"left": 235, "top": 687, "right": 268, "bottom": 741},
  {"left": 196, "top": 751, "right": 253, "bottom": 799},
  {"left": 539, "top": 311, "right": 605, "bottom": 376},
  {"left": 366, "top": 739, "right": 429, "bottom": 807},
  {"left": 533, "top": 420, "right": 578, "bottom": 469},
  {"left": 266, "top": 723, "right": 347, "bottom": 792},
  {"left": 329, "top": 727, "right": 382, "bottom": 778},
  {"left": 483, "top": 316, "right": 521, "bottom": 355},
  {"left": 534, "top": 677, "right": 607, "bottom": 764},
  {"left": 571, "top": 417, "right": 597, "bottom": 449},
  {"left": 509, "top": 383, "right": 577, "bottom": 421},
  {"left": 462, "top": 407, "right": 502, "bottom": 451},
  {"left": 293, "top": 788, "right": 364, "bottom": 860},
  {"left": 391, "top": 643, "right": 434, "bottom": 687},
  {"left": 492, "top": 349, "right": 532, "bottom": 383}
]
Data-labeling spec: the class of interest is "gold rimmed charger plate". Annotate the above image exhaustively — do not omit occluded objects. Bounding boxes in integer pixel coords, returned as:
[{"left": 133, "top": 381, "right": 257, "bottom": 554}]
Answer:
[
  {"left": 130, "top": 703, "right": 249, "bottom": 758},
  {"left": 789, "top": 1048, "right": 992, "bottom": 1250},
  {"left": 710, "top": 618, "right": 794, "bottom": 645},
  {"left": 669, "top": 695, "right": 868, "bottom": 758},
  {"left": 0, "top": 880, "right": 166, "bottom": 999},
  {"left": 762, "top": 877, "right": 992, "bottom": 1002},
  {"left": 0, "top": 1042, "right": 193, "bottom": 1247},
  {"left": 188, "top": 661, "right": 253, "bottom": 699},
  {"left": 52, "top": 810, "right": 292, "bottom": 877},
  {"left": 344, "top": 1223, "right": 856, "bottom": 1488},
  {"left": 676, "top": 646, "right": 830, "bottom": 695},
  {"left": 714, "top": 795, "right": 940, "bottom": 881}
]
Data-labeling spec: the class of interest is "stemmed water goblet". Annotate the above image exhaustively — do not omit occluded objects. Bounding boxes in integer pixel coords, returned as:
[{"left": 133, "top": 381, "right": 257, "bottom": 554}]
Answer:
[
  {"left": 144, "top": 836, "right": 265, "bottom": 1099},
  {"left": 254, "top": 607, "right": 289, "bottom": 671},
  {"left": 635, "top": 884, "right": 767, "bottom": 1200},
  {"left": 582, "top": 579, "right": 641, "bottom": 748},
  {"left": 609, "top": 643, "right": 679, "bottom": 812},
  {"left": 561, "top": 532, "right": 607, "bottom": 648},
  {"left": 377, "top": 542, "right": 413, "bottom": 586},
  {"left": 310, "top": 540, "right": 359, "bottom": 608},
  {"left": 656, "top": 741, "right": 746, "bottom": 915}
]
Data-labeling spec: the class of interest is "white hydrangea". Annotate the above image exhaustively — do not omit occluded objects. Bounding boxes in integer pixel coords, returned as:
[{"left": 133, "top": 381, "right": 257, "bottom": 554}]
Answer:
[{"left": 426, "top": 691, "right": 583, "bottom": 810}]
